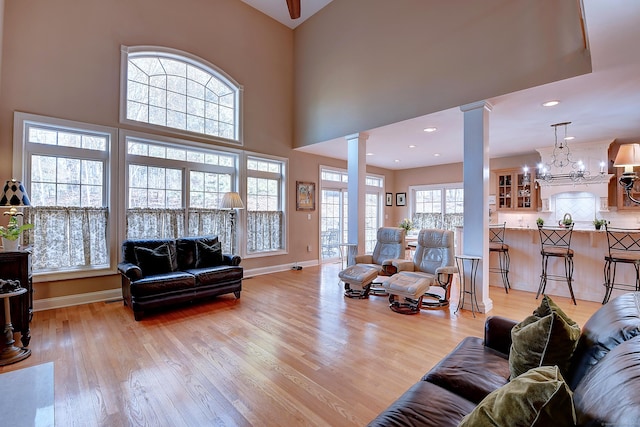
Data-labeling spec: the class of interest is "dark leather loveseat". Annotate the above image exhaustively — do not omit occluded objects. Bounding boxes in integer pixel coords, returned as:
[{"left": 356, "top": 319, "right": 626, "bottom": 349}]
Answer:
[
  {"left": 118, "top": 236, "right": 242, "bottom": 320},
  {"left": 368, "top": 292, "right": 640, "bottom": 426}
]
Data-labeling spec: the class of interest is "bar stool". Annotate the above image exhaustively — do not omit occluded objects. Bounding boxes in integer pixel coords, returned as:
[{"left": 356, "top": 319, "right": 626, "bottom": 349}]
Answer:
[
  {"left": 537, "top": 225, "right": 576, "bottom": 305},
  {"left": 602, "top": 224, "right": 640, "bottom": 304},
  {"left": 489, "top": 222, "right": 510, "bottom": 293}
]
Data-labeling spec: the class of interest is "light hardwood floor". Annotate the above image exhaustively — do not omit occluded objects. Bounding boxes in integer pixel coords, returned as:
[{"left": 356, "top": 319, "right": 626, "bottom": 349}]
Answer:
[{"left": 1, "top": 263, "right": 603, "bottom": 426}]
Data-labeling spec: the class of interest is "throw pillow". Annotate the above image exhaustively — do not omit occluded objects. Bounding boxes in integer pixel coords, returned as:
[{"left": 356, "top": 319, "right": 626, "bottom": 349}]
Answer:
[
  {"left": 134, "top": 243, "right": 174, "bottom": 277},
  {"left": 458, "top": 365, "right": 576, "bottom": 427},
  {"left": 509, "top": 295, "right": 581, "bottom": 379},
  {"left": 195, "top": 240, "right": 223, "bottom": 268}
]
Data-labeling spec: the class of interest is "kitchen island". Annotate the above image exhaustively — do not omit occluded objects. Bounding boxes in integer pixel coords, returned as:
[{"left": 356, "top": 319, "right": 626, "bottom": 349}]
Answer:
[{"left": 490, "top": 226, "right": 633, "bottom": 303}]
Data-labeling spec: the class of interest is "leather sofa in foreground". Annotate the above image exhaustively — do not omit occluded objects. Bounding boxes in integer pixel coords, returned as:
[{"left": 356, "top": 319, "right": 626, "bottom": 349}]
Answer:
[
  {"left": 118, "top": 236, "right": 242, "bottom": 320},
  {"left": 368, "top": 292, "right": 640, "bottom": 426}
]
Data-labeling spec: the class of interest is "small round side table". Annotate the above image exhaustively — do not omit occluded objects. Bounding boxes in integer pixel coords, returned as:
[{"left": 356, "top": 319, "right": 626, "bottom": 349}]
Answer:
[
  {"left": 0, "top": 287, "right": 31, "bottom": 365},
  {"left": 455, "top": 255, "right": 482, "bottom": 318}
]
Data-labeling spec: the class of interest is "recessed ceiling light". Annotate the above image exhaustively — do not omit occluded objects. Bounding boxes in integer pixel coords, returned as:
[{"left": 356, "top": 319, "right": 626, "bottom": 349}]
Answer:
[
  {"left": 423, "top": 127, "right": 437, "bottom": 133},
  {"left": 408, "top": 144, "right": 416, "bottom": 148},
  {"left": 564, "top": 136, "right": 575, "bottom": 141},
  {"left": 433, "top": 153, "right": 441, "bottom": 157},
  {"left": 366, "top": 152, "right": 374, "bottom": 156},
  {"left": 394, "top": 159, "right": 400, "bottom": 163},
  {"left": 542, "top": 100, "right": 560, "bottom": 107}
]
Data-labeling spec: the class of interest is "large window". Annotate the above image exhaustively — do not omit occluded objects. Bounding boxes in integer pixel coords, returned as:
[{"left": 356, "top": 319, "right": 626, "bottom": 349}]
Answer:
[
  {"left": 14, "top": 113, "right": 117, "bottom": 276},
  {"left": 246, "top": 156, "right": 286, "bottom": 255},
  {"left": 320, "top": 167, "right": 384, "bottom": 260},
  {"left": 121, "top": 46, "right": 243, "bottom": 144},
  {"left": 123, "top": 132, "right": 238, "bottom": 253},
  {"left": 411, "top": 184, "right": 464, "bottom": 231}
]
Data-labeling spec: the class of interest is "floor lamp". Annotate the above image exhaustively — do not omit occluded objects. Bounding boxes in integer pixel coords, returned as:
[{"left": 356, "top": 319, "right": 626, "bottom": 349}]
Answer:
[{"left": 220, "top": 192, "right": 244, "bottom": 254}]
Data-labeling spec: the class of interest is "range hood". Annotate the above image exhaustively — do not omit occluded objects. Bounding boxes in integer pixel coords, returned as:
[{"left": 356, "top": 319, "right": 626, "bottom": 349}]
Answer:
[{"left": 535, "top": 140, "right": 614, "bottom": 211}]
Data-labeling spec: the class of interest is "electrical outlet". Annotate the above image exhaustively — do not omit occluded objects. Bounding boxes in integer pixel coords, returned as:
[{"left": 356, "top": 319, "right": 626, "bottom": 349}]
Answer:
[{"left": 307, "top": 245, "right": 312, "bottom": 252}]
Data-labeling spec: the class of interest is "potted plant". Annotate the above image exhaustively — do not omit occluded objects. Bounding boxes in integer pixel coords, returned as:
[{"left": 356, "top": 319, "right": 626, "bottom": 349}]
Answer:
[
  {"left": 398, "top": 218, "right": 413, "bottom": 233},
  {"left": 559, "top": 213, "right": 573, "bottom": 229},
  {"left": 536, "top": 217, "right": 544, "bottom": 228},
  {"left": 593, "top": 218, "right": 607, "bottom": 230},
  {"left": 0, "top": 215, "right": 33, "bottom": 251}
]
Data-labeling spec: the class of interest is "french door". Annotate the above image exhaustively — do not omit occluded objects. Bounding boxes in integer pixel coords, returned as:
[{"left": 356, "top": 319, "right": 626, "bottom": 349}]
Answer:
[{"left": 320, "top": 188, "right": 347, "bottom": 262}]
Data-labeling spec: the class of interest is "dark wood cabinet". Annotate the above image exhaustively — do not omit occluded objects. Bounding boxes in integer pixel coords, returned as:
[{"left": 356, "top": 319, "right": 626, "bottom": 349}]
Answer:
[{"left": 0, "top": 250, "right": 32, "bottom": 347}]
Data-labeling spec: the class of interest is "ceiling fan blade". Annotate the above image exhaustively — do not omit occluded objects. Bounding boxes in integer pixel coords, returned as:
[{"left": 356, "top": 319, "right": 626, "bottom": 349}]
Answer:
[{"left": 286, "top": 0, "right": 301, "bottom": 19}]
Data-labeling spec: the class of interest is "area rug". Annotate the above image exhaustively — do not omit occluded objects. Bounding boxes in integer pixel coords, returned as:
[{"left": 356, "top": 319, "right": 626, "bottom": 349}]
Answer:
[{"left": 0, "top": 362, "right": 54, "bottom": 427}]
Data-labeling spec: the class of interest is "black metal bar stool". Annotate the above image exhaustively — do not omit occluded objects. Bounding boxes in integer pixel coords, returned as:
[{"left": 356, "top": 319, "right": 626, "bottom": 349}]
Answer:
[
  {"left": 489, "top": 222, "right": 510, "bottom": 293},
  {"left": 602, "top": 224, "right": 640, "bottom": 304},
  {"left": 537, "top": 225, "right": 576, "bottom": 305}
]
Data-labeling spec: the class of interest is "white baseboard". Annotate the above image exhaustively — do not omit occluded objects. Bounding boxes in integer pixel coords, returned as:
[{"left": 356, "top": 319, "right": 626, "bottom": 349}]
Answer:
[
  {"left": 32, "top": 260, "right": 321, "bottom": 311},
  {"left": 33, "top": 289, "right": 123, "bottom": 312},
  {"left": 243, "top": 259, "right": 319, "bottom": 277}
]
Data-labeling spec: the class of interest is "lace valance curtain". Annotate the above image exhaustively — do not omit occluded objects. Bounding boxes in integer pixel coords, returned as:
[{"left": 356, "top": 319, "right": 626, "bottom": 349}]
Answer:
[
  {"left": 126, "top": 208, "right": 185, "bottom": 240},
  {"left": 187, "top": 208, "right": 232, "bottom": 253},
  {"left": 24, "top": 206, "right": 109, "bottom": 271},
  {"left": 412, "top": 212, "right": 463, "bottom": 232},
  {"left": 126, "top": 208, "right": 233, "bottom": 253},
  {"left": 412, "top": 212, "right": 443, "bottom": 230},
  {"left": 443, "top": 213, "right": 464, "bottom": 231},
  {"left": 247, "top": 211, "right": 283, "bottom": 253}
]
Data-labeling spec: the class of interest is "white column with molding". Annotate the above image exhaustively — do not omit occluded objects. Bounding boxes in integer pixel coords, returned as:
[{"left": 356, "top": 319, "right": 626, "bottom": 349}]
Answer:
[
  {"left": 346, "top": 133, "right": 368, "bottom": 265},
  {"left": 460, "top": 101, "right": 493, "bottom": 313}
]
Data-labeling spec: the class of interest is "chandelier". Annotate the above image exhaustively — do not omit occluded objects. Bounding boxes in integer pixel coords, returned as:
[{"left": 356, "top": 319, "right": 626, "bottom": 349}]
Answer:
[{"left": 535, "top": 122, "right": 606, "bottom": 184}]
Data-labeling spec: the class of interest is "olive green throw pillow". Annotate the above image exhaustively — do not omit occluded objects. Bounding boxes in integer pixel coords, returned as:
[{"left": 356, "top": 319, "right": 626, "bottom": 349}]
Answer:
[
  {"left": 509, "top": 295, "right": 581, "bottom": 379},
  {"left": 458, "top": 366, "right": 576, "bottom": 427}
]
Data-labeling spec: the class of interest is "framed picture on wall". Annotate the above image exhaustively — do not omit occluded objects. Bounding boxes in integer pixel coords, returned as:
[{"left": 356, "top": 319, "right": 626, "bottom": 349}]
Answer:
[
  {"left": 385, "top": 192, "right": 393, "bottom": 206},
  {"left": 396, "top": 192, "right": 406, "bottom": 206},
  {"left": 296, "top": 181, "right": 316, "bottom": 211}
]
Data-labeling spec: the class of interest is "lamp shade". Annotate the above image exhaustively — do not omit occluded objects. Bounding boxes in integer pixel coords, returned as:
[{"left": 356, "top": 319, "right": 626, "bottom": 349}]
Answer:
[
  {"left": 0, "top": 179, "right": 30, "bottom": 207},
  {"left": 220, "top": 192, "right": 244, "bottom": 209},
  {"left": 614, "top": 143, "right": 640, "bottom": 168}
]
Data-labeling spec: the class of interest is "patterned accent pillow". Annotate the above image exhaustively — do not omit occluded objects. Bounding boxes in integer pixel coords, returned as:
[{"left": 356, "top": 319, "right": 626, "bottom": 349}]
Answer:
[
  {"left": 195, "top": 240, "right": 223, "bottom": 268},
  {"left": 134, "top": 244, "right": 174, "bottom": 277}
]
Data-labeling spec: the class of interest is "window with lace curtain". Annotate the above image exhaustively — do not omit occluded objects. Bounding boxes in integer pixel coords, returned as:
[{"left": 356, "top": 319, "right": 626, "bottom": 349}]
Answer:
[
  {"left": 411, "top": 184, "right": 464, "bottom": 232},
  {"left": 14, "top": 112, "right": 117, "bottom": 275},
  {"left": 246, "top": 156, "right": 286, "bottom": 255},
  {"left": 124, "top": 132, "right": 237, "bottom": 253}
]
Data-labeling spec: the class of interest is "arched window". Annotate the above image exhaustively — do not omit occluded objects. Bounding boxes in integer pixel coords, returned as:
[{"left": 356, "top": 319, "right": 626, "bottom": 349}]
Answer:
[{"left": 121, "top": 46, "right": 243, "bottom": 144}]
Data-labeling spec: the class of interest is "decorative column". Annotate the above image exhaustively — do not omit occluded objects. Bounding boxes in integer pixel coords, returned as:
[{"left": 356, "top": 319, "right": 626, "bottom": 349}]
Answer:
[
  {"left": 460, "top": 101, "right": 493, "bottom": 313},
  {"left": 346, "top": 133, "right": 368, "bottom": 265}
]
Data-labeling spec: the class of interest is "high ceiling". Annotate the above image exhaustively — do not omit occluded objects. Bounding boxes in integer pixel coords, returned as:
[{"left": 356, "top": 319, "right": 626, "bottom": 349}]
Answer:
[
  {"left": 240, "top": 0, "right": 333, "bottom": 29},
  {"left": 243, "top": 0, "right": 640, "bottom": 171}
]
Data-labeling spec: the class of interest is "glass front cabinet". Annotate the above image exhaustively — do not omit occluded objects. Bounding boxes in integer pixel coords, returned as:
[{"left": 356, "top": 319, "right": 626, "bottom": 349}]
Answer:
[{"left": 495, "top": 168, "right": 537, "bottom": 211}]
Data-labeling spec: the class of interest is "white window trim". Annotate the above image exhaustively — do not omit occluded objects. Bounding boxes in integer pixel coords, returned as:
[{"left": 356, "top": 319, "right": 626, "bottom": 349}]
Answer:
[
  {"left": 319, "top": 165, "right": 385, "bottom": 254},
  {"left": 119, "top": 45, "right": 244, "bottom": 147},
  {"left": 243, "top": 151, "right": 288, "bottom": 259},
  {"left": 13, "top": 112, "right": 119, "bottom": 282},
  {"left": 408, "top": 181, "right": 464, "bottom": 218},
  {"left": 118, "top": 128, "right": 242, "bottom": 245}
]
